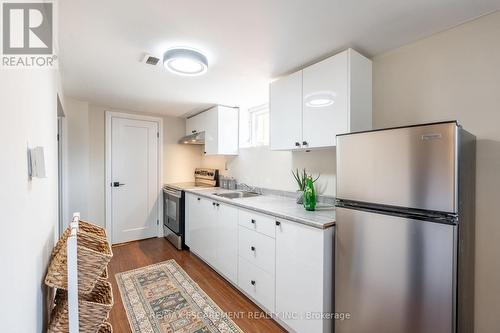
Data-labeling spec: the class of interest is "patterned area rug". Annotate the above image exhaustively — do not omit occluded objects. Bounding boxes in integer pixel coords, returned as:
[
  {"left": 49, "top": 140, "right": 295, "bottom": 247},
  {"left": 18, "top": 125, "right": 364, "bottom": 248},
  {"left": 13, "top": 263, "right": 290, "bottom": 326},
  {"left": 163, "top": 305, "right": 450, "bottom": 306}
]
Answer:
[{"left": 116, "top": 260, "right": 243, "bottom": 333}]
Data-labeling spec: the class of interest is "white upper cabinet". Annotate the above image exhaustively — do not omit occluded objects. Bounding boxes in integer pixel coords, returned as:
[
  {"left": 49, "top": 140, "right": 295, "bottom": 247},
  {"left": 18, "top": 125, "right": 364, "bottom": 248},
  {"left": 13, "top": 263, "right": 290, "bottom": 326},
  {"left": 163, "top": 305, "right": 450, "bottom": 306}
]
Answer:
[
  {"left": 270, "top": 48, "right": 372, "bottom": 150},
  {"left": 186, "top": 110, "right": 207, "bottom": 135},
  {"left": 302, "top": 51, "right": 349, "bottom": 148},
  {"left": 186, "top": 105, "right": 239, "bottom": 155},
  {"left": 270, "top": 71, "right": 303, "bottom": 150}
]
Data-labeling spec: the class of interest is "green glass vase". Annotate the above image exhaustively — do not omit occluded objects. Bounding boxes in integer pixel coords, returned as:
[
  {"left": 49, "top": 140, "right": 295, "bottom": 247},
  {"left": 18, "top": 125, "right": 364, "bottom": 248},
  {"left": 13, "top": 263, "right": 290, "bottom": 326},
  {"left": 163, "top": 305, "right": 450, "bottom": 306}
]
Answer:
[{"left": 303, "top": 176, "right": 317, "bottom": 211}]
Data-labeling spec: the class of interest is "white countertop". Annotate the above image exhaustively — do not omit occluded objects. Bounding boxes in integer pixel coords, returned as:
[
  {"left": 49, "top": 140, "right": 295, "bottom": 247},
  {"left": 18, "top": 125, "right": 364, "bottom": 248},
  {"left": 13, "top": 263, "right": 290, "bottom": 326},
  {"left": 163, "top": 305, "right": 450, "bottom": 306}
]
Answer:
[{"left": 184, "top": 187, "right": 335, "bottom": 229}]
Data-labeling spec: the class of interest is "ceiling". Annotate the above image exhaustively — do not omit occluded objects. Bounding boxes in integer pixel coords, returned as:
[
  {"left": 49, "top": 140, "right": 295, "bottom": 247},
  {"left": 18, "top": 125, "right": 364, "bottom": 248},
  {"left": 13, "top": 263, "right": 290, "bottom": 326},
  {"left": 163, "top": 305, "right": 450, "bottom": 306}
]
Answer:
[{"left": 59, "top": 0, "right": 500, "bottom": 117}]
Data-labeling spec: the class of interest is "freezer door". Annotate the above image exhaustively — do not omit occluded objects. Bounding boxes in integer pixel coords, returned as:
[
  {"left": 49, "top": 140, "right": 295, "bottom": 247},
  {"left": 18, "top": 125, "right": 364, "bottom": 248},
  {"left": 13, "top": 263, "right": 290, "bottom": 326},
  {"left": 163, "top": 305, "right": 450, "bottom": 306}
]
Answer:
[
  {"left": 335, "top": 207, "right": 456, "bottom": 333},
  {"left": 337, "top": 122, "right": 457, "bottom": 213}
]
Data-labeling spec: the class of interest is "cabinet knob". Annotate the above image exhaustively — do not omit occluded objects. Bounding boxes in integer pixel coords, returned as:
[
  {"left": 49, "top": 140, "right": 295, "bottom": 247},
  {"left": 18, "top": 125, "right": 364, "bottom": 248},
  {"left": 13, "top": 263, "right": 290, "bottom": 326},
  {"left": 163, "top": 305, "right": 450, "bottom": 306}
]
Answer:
[
  {"left": 302, "top": 141, "right": 308, "bottom": 146},
  {"left": 276, "top": 221, "right": 281, "bottom": 226},
  {"left": 212, "top": 202, "right": 216, "bottom": 206},
  {"left": 192, "top": 130, "right": 197, "bottom": 133},
  {"left": 197, "top": 197, "right": 201, "bottom": 201},
  {"left": 251, "top": 219, "right": 256, "bottom": 224},
  {"left": 251, "top": 246, "right": 255, "bottom": 251},
  {"left": 295, "top": 142, "right": 300, "bottom": 147},
  {"left": 216, "top": 203, "right": 220, "bottom": 207},
  {"left": 251, "top": 280, "right": 256, "bottom": 286}
]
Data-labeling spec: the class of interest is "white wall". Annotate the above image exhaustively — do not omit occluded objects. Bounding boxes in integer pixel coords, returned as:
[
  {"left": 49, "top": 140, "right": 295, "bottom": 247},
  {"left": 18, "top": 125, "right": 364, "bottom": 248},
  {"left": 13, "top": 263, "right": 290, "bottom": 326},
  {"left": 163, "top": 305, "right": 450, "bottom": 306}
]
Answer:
[
  {"left": 64, "top": 100, "right": 201, "bottom": 226},
  {"left": 200, "top": 146, "right": 336, "bottom": 195},
  {"left": 373, "top": 11, "right": 500, "bottom": 333},
  {"left": 0, "top": 69, "right": 60, "bottom": 332},
  {"left": 65, "top": 99, "right": 90, "bottom": 225}
]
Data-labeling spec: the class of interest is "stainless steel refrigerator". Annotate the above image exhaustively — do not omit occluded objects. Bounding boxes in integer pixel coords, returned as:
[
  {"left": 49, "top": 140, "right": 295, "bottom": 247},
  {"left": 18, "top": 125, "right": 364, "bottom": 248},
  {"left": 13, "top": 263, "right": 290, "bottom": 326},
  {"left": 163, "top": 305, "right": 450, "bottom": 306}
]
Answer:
[{"left": 335, "top": 121, "right": 475, "bottom": 333}]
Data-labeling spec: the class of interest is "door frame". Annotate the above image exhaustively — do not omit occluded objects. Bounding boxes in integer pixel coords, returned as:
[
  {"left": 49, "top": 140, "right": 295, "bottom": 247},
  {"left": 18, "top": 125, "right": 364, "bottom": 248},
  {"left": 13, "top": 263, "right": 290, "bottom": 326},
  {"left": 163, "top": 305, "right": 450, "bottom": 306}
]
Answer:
[{"left": 105, "top": 111, "right": 164, "bottom": 243}]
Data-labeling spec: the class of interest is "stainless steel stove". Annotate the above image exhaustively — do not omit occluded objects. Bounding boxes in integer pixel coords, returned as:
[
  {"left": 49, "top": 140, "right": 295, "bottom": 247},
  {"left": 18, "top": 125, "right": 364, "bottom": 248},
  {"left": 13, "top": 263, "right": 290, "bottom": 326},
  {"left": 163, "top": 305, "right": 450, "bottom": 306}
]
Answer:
[{"left": 163, "top": 168, "right": 219, "bottom": 249}]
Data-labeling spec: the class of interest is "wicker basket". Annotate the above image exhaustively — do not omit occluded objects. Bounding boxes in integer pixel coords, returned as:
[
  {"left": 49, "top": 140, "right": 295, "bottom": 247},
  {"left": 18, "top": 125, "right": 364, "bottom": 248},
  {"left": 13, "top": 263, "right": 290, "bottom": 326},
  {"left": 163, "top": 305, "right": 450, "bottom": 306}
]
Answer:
[
  {"left": 97, "top": 322, "right": 113, "bottom": 333},
  {"left": 52, "top": 221, "right": 107, "bottom": 258},
  {"left": 45, "top": 232, "right": 113, "bottom": 293},
  {"left": 49, "top": 279, "right": 114, "bottom": 333},
  {"left": 101, "top": 266, "right": 108, "bottom": 279}
]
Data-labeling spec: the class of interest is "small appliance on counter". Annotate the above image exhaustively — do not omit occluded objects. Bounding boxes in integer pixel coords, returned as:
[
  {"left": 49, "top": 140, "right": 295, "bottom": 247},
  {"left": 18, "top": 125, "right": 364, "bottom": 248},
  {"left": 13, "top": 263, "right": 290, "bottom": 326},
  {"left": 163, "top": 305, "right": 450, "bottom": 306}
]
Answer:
[
  {"left": 163, "top": 168, "right": 219, "bottom": 250},
  {"left": 219, "top": 175, "right": 237, "bottom": 190}
]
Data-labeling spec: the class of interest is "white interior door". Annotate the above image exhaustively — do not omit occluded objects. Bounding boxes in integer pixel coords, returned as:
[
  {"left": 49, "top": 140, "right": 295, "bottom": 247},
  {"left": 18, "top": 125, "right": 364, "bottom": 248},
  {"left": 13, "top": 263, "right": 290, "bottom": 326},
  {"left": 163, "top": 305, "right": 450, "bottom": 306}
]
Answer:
[{"left": 110, "top": 116, "right": 159, "bottom": 244}]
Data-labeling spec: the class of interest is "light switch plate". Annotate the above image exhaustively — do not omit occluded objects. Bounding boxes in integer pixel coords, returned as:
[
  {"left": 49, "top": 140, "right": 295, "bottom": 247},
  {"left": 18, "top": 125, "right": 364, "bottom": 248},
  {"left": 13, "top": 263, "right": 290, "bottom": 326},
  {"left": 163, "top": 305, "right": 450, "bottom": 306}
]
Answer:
[{"left": 28, "top": 146, "right": 46, "bottom": 178}]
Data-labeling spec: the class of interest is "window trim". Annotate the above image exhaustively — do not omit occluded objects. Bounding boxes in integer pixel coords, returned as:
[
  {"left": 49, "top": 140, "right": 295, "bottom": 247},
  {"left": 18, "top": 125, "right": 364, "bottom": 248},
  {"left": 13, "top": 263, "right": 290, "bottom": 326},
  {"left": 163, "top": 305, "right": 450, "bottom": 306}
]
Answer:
[{"left": 247, "top": 104, "right": 269, "bottom": 147}]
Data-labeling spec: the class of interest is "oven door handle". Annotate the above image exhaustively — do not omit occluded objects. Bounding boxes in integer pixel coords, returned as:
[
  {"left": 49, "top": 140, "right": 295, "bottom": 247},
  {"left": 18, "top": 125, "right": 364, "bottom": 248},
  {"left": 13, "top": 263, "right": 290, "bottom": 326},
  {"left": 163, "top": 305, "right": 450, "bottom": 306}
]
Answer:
[{"left": 164, "top": 188, "right": 182, "bottom": 198}]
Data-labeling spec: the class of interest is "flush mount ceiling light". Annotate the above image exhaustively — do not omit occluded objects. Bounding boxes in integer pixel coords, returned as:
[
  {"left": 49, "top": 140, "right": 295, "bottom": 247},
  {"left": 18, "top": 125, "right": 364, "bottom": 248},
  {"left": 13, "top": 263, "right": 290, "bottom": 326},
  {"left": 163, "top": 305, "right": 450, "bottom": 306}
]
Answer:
[
  {"left": 305, "top": 91, "right": 336, "bottom": 108},
  {"left": 163, "top": 48, "right": 208, "bottom": 76}
]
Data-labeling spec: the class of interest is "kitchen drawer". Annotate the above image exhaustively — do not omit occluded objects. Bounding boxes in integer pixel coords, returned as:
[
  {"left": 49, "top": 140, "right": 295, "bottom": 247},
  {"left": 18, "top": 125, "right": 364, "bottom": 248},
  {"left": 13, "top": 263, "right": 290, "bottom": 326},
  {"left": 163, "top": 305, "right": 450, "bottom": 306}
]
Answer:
[
  {"left": 238, "top": 257, "right": 275, "bottom": 312},
  {"left": 238, "top": 226, "right": 275, "bottom": 275},
  {"left": 238, "top": 209, "right": 276, "bottom": 238}
]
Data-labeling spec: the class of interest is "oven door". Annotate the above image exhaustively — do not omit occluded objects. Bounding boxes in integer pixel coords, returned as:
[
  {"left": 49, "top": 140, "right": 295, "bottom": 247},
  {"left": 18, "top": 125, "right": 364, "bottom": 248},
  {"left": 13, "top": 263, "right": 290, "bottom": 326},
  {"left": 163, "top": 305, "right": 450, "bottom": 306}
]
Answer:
[{"left": 163, "top": 188, "right": 181, "bottom": 234}]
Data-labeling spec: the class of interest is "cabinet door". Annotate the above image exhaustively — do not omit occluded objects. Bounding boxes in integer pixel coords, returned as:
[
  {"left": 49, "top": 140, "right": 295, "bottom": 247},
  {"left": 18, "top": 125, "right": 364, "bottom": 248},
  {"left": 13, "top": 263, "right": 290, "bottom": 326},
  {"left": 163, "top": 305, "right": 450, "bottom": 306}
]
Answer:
[
  {"left": 214, "top": 203, "right": 238, "bottom": 282},
  {"left": 189, "top": 196, "right": 216, "bottom": 263},
  {"left": 203, "top": 199, "right": 218, "bottom": 265},
  {"left": 186, "top": 112, "right": 204, "bottom": 135},
  {"left": 202, "top": 107, "right": 219, "bottom": 155},
  {"left": 186, "top": 194, "right": 203, "bottom": 250},
  {"left": 216, "top": 106, "right": 239, "bottom": 155},
  {"left": 186, "top": 116, "right": 197, "bottom": 136},
  {"left": 302, "top": 51, "right": 349, "bottom": 148},
  {"left": 270, "top": 71, "right": 303, "bottom": 150},
  {"left": 185, "top": 194, "right": 198, "bottom": 247},
  {"left": 275, "top": 220, "right": 332, "bottom": 333}
]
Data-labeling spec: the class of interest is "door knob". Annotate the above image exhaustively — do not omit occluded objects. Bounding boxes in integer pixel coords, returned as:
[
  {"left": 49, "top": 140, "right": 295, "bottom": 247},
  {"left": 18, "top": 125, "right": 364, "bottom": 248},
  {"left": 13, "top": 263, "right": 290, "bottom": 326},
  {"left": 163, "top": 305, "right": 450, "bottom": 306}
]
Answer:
[
  {"left": 251, "top": 280, "right": 256, "bottom": 286},
  {"left": 302, "top": 141, "right": 308, "bottom": 146},
  {"left": 251, "top": 246, "right": 255, "bottom": 251},
  {"left": 112, "top": 182, "right": 125, "bottom": 187},
  {"left": 295, "top": 142, "right": 300, "bottom": 147}
]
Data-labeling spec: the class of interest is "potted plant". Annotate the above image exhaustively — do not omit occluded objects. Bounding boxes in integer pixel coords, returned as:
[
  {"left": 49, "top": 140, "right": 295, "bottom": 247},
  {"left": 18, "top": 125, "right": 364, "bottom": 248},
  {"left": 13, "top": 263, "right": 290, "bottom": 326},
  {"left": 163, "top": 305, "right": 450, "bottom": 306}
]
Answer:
[{"left": 292, "top": 168, "right": 320, "bottom": 204}]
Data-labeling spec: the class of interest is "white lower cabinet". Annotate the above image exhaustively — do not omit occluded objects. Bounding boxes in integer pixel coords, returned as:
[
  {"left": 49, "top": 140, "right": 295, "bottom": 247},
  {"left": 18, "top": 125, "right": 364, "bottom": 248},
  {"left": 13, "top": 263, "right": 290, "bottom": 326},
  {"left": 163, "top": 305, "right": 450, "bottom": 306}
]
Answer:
[
  {"left": 238, "top": 226, "right": 275, "bottom": 275},
  {"left": 238, "top": 209, "right": 276, "bottom": 238},
  {"left": 238, "top": 256, "right": 275, "bottom": 312},
  {"left": 186, "top": 195, "right": 333, "bottom": 333},
  {"left": 186, "top": 194, "right": 214, "bottom": 262},
  {"left": 186, "top": 193, "right": 238, "bottom": 283},
  {"left": 275, "top": 219, "right": 334, "bottom": 333},
  {"left": 213, "top": 203, "right": 238, "bottom": 282}
]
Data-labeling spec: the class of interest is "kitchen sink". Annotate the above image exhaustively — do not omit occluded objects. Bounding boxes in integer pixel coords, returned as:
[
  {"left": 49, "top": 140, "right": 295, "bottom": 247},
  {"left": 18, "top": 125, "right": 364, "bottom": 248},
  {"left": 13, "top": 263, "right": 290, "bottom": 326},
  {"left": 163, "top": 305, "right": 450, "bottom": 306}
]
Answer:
[{"left": 214, "top": 191, "right": 261, "bottom": 199}]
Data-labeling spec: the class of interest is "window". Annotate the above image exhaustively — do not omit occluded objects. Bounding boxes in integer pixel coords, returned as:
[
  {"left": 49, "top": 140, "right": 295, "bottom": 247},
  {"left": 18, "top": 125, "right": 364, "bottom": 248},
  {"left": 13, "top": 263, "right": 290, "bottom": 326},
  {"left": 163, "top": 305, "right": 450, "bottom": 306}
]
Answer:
[{"left": 241, "top": 104, "right": 269, "bottom": 147}]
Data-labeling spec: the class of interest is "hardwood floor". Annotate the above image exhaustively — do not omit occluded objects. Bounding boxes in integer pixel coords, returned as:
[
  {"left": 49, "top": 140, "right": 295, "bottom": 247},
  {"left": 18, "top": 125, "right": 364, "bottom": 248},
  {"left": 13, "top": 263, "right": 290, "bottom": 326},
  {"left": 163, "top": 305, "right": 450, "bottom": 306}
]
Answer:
[{"left": 108, "top": 237, "right": 287, "bottom": 333}]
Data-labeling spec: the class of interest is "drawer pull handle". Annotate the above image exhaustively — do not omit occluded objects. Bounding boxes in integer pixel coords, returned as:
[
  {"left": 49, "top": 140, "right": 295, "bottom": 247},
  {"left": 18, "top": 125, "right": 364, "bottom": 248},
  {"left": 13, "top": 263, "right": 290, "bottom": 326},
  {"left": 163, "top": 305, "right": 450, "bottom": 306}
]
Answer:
[
  {"left": 251, "top": 246, "right": 255, "bottom": 251},
  {"left": 276, "top": 221, "right": 281, "bottom": 226},
  {"left": 251, "top": 280, "right": 256, "bottom": 286},
  {"left": 251, "top": 219, "right": 256, "bottom": 224}
]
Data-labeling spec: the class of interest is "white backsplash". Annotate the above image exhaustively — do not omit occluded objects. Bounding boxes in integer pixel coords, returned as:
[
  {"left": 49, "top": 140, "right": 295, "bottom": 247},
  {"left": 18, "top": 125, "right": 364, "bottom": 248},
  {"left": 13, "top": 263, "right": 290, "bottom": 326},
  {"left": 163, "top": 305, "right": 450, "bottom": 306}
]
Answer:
[{"left": 199, "top": 145, "right": 336, "bottom": 196}]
